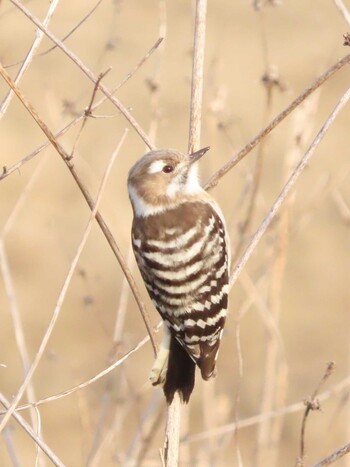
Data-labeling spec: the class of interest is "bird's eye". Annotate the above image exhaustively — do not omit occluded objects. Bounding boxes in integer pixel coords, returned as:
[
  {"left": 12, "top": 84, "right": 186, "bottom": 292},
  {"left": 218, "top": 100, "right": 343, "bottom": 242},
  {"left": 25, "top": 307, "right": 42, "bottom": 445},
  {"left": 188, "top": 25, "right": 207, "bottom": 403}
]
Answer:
[{"left": 162, "top": 165, "right": 174, "bottom": 173}]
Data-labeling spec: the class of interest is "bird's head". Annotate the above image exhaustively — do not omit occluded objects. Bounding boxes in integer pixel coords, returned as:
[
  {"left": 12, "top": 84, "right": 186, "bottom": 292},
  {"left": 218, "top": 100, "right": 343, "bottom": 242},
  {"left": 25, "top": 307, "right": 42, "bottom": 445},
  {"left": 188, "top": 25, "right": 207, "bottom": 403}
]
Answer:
[{"left": 128, "top": 147, "right": 209, "bottom": 216}]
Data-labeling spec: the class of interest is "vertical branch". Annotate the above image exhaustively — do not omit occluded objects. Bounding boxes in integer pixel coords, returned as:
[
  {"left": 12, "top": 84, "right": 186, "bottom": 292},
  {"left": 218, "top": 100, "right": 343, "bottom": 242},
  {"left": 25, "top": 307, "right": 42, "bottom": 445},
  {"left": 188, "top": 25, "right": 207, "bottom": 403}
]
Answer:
[
  {"left": 164, "top": 398, "right": 181, "bottom": 467},
  {"left": 89, "top": 9, "right": 168, "bottom": 462},
  {"left": 164, "top": 1, "right": 207, "bottom": 466},
  {"left": 188, "top": 0, "right": 207, "bottom": 154}
]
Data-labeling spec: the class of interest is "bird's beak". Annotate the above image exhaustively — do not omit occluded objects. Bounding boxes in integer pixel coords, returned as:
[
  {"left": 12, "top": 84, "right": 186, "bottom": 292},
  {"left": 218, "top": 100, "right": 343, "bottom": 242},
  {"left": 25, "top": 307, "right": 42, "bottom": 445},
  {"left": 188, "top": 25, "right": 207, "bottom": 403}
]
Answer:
[{"left": 189, "top": 146, "right": 210, "bottom": 164}]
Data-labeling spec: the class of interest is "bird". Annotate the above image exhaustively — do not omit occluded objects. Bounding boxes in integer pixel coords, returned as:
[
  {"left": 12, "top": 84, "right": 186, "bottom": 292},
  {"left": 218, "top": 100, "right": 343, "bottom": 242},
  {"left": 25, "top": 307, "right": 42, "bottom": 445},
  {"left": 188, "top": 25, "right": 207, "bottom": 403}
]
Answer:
[{"left": 127, "top": 147, "right": 230, "bottom": 404}]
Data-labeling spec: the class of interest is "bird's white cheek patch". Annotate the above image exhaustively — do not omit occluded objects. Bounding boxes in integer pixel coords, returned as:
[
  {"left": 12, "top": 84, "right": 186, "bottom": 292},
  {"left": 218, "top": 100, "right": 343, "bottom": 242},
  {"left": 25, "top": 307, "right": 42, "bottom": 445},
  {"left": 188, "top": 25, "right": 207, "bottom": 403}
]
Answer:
[
  {"left": 148, "top": 160, "right": 165, "bottom": 174},
  {"left": 185, "top": 164, "right": 201, "bottom": 194},
  {"left": 166, "top": 177, "right": 181, "bottom": 197},
  {"left": 128, "top": 184, "right": 167, "bottom": 217}
]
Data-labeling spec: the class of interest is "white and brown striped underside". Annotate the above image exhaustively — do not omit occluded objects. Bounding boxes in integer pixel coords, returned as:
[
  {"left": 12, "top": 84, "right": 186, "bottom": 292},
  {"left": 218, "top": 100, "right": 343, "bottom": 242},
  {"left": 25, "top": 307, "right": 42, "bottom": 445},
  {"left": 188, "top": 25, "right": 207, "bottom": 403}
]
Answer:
[{"left": 132, "top": 200, "right": 229, "bottom": 380}]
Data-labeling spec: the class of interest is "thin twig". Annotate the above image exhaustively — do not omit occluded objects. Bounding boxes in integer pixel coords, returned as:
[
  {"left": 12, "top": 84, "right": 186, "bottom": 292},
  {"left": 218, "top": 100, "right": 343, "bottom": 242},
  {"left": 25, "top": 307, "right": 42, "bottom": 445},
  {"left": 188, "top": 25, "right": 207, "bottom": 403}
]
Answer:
[
  {"left": 0, "top": 161, "right": 47, "bottom": 440},
  {"left": 203, "top": 52, "right": 350, "bottom": 191},
  {"left": 112, "top": 37, "right": 164, "bottom": 94},
  {"left": 233, "top": 67, "right": 280, "bottom": 264},
  {"left": 136, "top": 400, "right": 165, "bottom": 465},
  {"left": 0, "top": 331, "right": 157, "bottom": 416},
  {"left": 296, "top": 362, "right": 336, "bottom": 466},
  {"left": 125, "top": 392, "right": 163, "bottom": 464},
  {"left": 69, "top": 67, "right": 112, "bottom": 158},
  {"left": 0, "top": 37, "right": 163, "bottom": 182},
  {"left": 0, "top": 242, "right": 41, "bottom": 430},
  {"left": 333, "top": 0, "right": 350, "bottom": 26},
  {"left": 146, "top": 2, "right": 166, "bottom": 145},
  {"left": 5, "top": 0, "right": 104, "bottom": 68},
  {"left": 0, "top": 62, "right": 158, "bottom": 354},
  {"left": 2, "top": 427, "right": 21, "bottom": 467},
  {"left": 0, "top": 0, "right": 60, "bottom": 117},
  {"left": 229, "top": 84, "right": 350, "bottom": 291},
  {"left": 9, "top": 0, "right": 156, "bottom": 150},
  {"left": 312, "top": 441, "right": 350, "bottom": 467},
  {"left": 181, "top": 374, "right": 350, "bottom": 445},
  {"left": 0, "top": 393, "right": 65, "bottom": 467},
  {"left": 256, "top": 89, "right": 319, "bottom": 467},
  {"left": 0, "top": 130, "right": 127, "bottom": 433}
]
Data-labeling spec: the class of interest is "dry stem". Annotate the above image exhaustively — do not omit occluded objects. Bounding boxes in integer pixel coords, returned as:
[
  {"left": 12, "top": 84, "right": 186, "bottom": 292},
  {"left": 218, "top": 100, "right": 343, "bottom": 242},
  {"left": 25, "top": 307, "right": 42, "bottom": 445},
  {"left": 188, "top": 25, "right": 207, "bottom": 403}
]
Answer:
[
  {"left": 0, "top": 62, "right": 158, "bottom": 355},
  {"left": 0, "top": 392, "right": 64, "bottom": 466},
  {"left": 0, "top": 0, "right": 60, "bottom": 117},
  {"left": 203, "top": 52, "right": 350, "bottom": 191},
  {"left": 296, "top": 362, "right": 336, "bottom": 466},
  {"left": 0, "top": 331, "right": 156, "bottom": 416},
  {"left": 229, "top": 83, "right": 350, "bottom": 291},
  {"left": 9, "top": 0, "right": 156, "bottom": 150},
  {"left": 164, "top": 1, "right": 207, "bottom": 465},
  {"left": 0, "top": 129, "right": 127, "bottom": 433},
  {"left": 0, "top": 37, "right": 163, "bottom": 182},
  {"left": 333, "top": 0, "right": 350, "bottom": 25},
  {"left": 182, "top": 373, "right": 350, "bottom": 445},
  {"left": 312, "top": 441, "right": 350, "bottom": 467}
]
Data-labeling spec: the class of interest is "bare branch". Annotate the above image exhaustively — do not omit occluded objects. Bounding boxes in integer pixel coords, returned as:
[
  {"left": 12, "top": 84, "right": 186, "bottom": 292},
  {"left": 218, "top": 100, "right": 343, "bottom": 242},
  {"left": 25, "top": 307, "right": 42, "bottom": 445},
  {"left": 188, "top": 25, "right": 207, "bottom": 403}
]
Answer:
[
  {"left": 312, "top": 441, "right": 350, "bottom": 467},
  {"left": 0, "top": 37, "right": 163, "bottom": 182},
  {"left": 0, "top": 0, "right": 60, "bottom": 117},
  {"left": 204, "top": 53, "right": 350, "bottom": 191},
  {"left": 0, "top": 331, "right": 155, "bottom": 415},
  {"left": 0, "top": 129, "right": 127, "bottom": 433},
  {"left": 69, "top": 67, "right": 112, "bottom": 158},
  {"left": 0, "top": 393, "right": 65, "bottom": 467},
  {"left": 181, "top": 374, "right": 350, "bottom": 445},
  {"left": 5, "top": 0, "right": 104, "bottom": 68},
  {"left": 333, "top": 0, "right": 350, "bottom": 26},
  {"left": 296, "top": 362, "right": 336, "bottom": 466},
  {"left": 229, "top": 84, "right": 350, "bottom": 291},
  {"left": 164, "top": 1, "right": 208, "bottom": 465},
  {"left": 8, "top": 0, "right": 156, "bottom": 150},
  {"left": 164, "top": 393, "right": 182, "bottom": 467},
  {"left": 188, "top": 0, "right": 207, "bottom": 154},
  {"left": 0, "top": 62, "right": 158, "bottom": 355}
]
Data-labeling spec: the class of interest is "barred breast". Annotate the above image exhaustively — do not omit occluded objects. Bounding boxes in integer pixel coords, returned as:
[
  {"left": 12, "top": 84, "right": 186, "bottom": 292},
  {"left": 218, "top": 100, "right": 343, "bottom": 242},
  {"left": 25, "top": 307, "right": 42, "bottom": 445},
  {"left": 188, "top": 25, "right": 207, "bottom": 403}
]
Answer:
[{"left": 131, "top": 201, "right": 229, "bottom": 380}]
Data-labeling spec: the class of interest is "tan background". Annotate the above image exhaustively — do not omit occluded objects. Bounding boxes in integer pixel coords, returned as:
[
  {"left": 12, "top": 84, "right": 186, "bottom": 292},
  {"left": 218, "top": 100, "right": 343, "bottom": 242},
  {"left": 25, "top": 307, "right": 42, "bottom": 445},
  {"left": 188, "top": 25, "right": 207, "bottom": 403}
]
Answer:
[{"left": 1, "top": 0, "right": 350, "bottom": 465}]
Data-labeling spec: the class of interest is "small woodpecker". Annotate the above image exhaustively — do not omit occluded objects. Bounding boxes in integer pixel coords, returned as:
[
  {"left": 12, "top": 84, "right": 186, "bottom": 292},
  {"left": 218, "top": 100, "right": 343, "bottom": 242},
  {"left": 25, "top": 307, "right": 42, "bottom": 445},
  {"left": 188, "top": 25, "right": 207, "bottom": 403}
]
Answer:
[{"left": 128, "top": 147, "right": 230, "bottom": 404}]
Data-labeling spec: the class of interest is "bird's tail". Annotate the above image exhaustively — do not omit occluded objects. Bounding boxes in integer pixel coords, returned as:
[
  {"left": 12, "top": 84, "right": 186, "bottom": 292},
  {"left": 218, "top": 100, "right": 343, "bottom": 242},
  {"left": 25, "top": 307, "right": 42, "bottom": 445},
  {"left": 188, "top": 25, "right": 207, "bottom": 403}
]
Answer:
[{"left": 163, "top": 335, "right": 196, "bottom": 404}]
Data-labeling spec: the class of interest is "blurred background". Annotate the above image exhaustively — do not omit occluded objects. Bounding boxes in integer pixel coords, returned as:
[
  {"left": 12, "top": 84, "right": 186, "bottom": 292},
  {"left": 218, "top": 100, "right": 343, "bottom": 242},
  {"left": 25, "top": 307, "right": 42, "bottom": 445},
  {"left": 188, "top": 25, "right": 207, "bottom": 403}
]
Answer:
[{"left": 1, "top": 0, "right": 350, "bottom": 465}]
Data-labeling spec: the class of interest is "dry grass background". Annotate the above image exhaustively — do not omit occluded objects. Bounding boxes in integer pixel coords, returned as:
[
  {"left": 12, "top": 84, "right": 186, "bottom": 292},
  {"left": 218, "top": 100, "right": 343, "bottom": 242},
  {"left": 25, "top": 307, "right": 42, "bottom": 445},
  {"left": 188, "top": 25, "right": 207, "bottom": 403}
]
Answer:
[{"left": 0, "top": 0, "right": 350, "bottom": 466}]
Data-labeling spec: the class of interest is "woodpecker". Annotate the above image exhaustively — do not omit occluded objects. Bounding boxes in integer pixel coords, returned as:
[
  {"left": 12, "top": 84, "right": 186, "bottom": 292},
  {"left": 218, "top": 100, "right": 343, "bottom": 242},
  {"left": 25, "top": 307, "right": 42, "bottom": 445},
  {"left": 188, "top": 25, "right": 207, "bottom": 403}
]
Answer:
[{"left": 128, "top": 147, "right": 230, "bottom": 404}]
